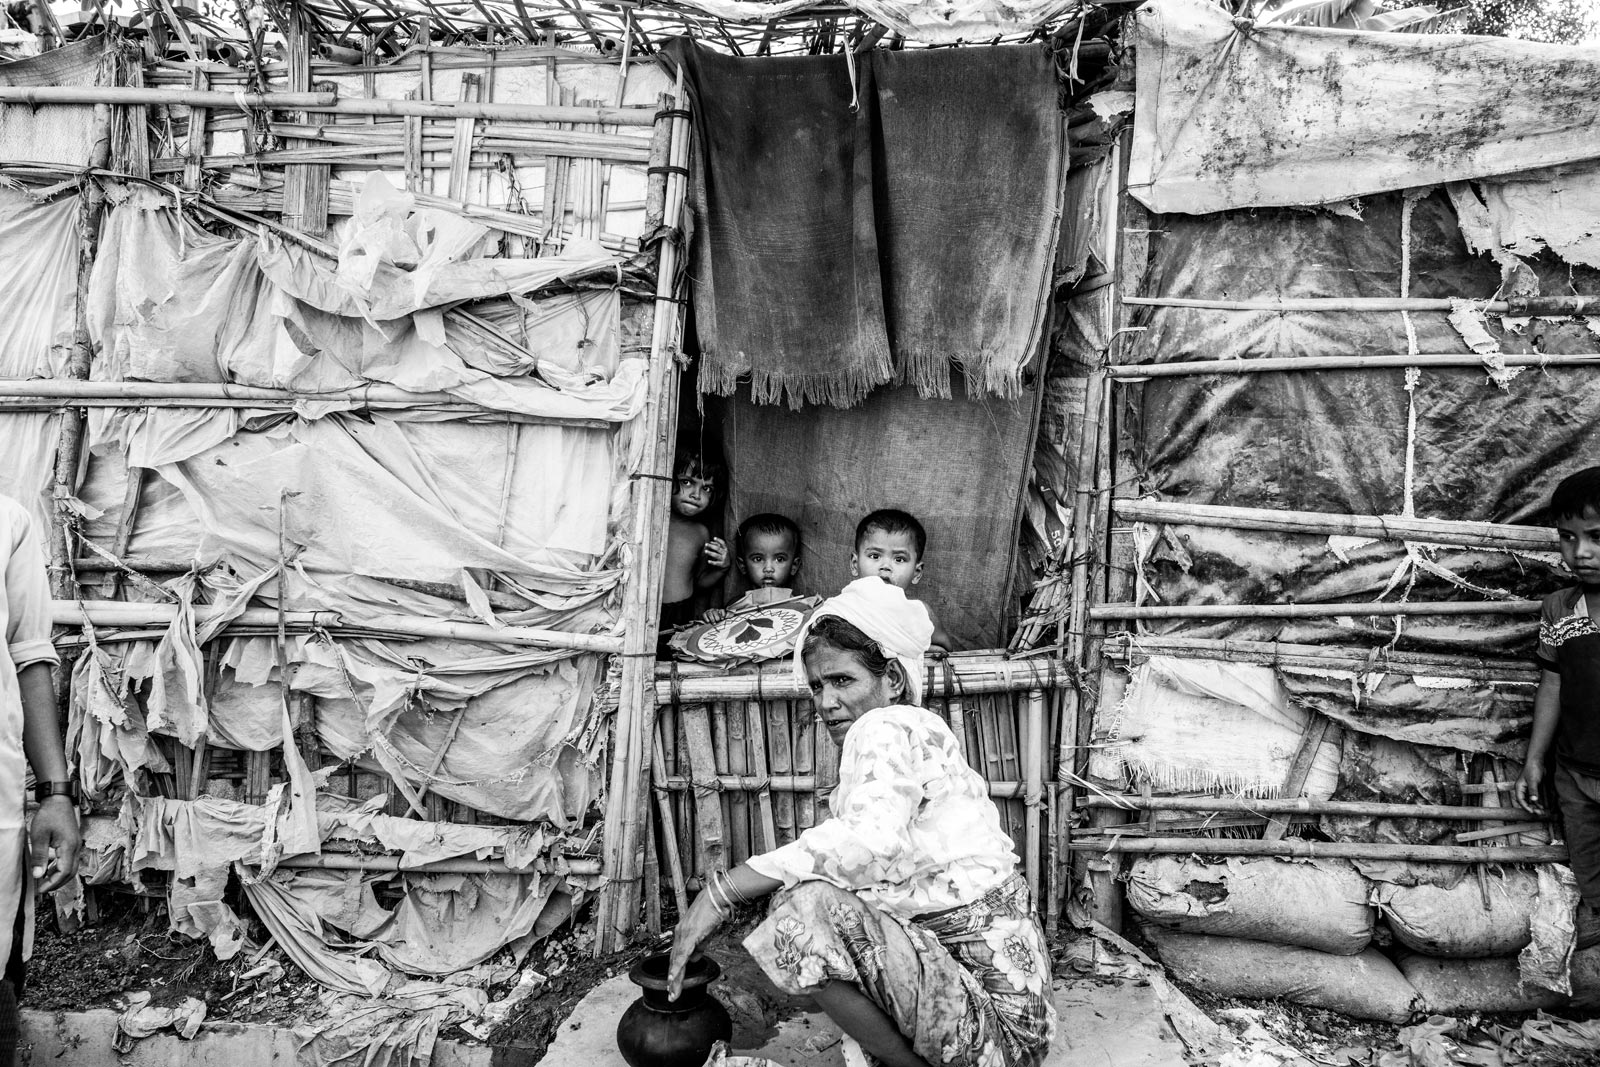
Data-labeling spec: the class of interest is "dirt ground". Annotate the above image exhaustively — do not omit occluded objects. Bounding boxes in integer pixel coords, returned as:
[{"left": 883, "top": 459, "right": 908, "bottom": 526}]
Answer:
[{"left": 25, "top": 890, "right": 1600, "bottom": 1066}]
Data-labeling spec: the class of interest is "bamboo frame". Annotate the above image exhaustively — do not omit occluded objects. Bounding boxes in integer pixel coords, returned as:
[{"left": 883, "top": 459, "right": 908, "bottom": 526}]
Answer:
[
  {"left": 1113, "top": 498, "right": 1556, "bottom": 551},
  {"left": 1067, "top": 836, "right": 1566, "bottom": 864},
  {"left": 1106, "top": 352, "right": 1600, "bottom": 379},
  {"left": 273, "top": 853, "right": 602, "bottom": 874},
  {"left": 1104, "top": 634, "right": 1540, "bottom": 683},
  {"left": 1091, "top": 600, "right": 1538, "bottom": 621},
  {"left": 0, "top": 85, "right": 657, "bottom": 124},
  {"left": 656, "top": 772, "right": 1032, "bottom": 798},
  {"left": 52, "top": 600, "right": 624, "bottom": 653},
  {"left": 1122, "top": 294, "right": 1600, "bottom": 315},
  {"left": 1080, "top": 796, "right": 1542, "bottom": 822},
  {"left": 596, "top": 84, "right": 690, "bottom": 953},
  {"left": 649, "top": 654, "right": 1068, "bottom": 704}
]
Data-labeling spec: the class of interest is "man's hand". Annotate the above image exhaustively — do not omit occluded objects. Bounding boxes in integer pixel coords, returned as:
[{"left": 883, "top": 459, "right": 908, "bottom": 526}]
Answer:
[
  {"left": 1515, "top": 760, "right": 1547, "bottom": 815},
  {"left": 30, "top": 795, "right": 80, "bottom": 894}
]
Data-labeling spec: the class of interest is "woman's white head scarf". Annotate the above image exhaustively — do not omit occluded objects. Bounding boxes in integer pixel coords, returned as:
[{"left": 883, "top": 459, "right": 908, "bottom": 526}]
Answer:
[{"left": 792, "top": 576, "right": 934, "bottom": 704}]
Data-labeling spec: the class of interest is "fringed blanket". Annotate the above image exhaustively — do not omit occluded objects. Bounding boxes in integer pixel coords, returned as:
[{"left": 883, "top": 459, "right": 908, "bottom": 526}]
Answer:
[{"left": 665, "top": 41, "right": 1065, "bottom": 408}]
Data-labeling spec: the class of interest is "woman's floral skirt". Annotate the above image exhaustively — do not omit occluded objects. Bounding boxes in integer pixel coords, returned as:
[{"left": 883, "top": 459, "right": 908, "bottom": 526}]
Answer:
[{"left": 742, "top": 875, "right": 1055, "bottom": 1067}]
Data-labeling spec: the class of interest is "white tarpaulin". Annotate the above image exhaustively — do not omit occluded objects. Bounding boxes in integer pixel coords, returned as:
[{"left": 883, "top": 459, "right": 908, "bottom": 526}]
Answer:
[{"left": 1130, "top": 0, "right": 1600, "bottom": 215}]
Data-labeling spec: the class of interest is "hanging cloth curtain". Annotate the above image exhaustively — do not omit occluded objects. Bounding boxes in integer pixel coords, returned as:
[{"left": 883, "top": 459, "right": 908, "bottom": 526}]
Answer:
[{"left": 665, "top": 40, "right": 1066, "bottom": 408}]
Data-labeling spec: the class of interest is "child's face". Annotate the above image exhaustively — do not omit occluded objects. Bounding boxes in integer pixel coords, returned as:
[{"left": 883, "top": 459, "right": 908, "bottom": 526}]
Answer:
[
  {"left": 851, "top": 528, "right": 923, "bottom": 589},
  {"left": 740, "top": 530, "right": 799, "bottom": 588},
  {"left": 672, "top": 473, "right": 714, "bottom": 518},
  {"left": 1558, "top": 506, "right": 1600, "bottom": 585}
]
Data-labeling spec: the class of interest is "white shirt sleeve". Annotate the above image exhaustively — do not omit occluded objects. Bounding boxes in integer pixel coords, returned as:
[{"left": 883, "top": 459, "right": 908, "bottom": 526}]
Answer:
[
  {"left": 746, "top": 713, "right": 924, "bottom": 891},
  {"left": 6, "top": 507, "right": 58, "bottom": 670}
]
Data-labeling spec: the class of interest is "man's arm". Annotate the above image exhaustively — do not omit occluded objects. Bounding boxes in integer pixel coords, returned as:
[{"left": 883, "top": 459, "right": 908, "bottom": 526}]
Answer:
[{"left": 18, "top": 662, "right": 77, "bottom": 892}]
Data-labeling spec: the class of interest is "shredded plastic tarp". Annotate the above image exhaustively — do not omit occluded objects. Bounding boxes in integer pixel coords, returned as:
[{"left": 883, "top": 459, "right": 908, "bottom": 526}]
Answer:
[
  {"left": 89, "top": 182, "right": 647, "bottom": 422},
  {"left": 1127, "top": 190, "right": 1599, "bottom": 652},
  {"left": 1130, "top": 0, "right": 1600, "bottom": 215},
  {"left": 1100, "top": 656, "right": 1340, "bottom": 796},
  {"left": 665, "top": 0, "right": 1073, "bottom": 46}
]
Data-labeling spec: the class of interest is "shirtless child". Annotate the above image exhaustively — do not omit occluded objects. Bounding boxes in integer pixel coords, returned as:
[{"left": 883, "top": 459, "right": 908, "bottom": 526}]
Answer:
[{"left": 659, "top": 453, "right": 729, "bottom": 651}]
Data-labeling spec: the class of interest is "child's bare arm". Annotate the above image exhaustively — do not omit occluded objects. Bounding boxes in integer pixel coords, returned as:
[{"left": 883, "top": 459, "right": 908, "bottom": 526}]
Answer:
[
  {"left": 696, "top": 536, "right": 730, "bottom": 588},
  {"left": 1515, "top": 669, "right": 1561, "bottom": 814}
]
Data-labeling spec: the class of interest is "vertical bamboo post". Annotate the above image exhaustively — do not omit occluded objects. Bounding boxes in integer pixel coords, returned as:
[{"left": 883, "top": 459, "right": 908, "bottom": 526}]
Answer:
[
  {"left": 767, "top": 701, "right": 795, "bottom": 846},
  {"left": 1058, "top": 132, "right": 1133, "bottom": 936},
  {"left": 1023, "top": 689, "right": 1044, "bottom": 903},
  {"left": 793, "top": 701, "right": 817, "bottom": 831},
  {"left": 596, "top": 81, "right": 690, "bottom": 952},
  {"left": 745, "top": 700, "right": 777, "bottom": 854},
  {"left": 650, "top": 731, "right": 689, "bottom": 916},
  {"left": 48, "top": 105, "right": 112, "bottom": 603},
  {"left": 282, "top": 13, "right": 329, "bottom": 235},
  {"left": 726, "top": 701, "right": 750, "bottom": 866}
]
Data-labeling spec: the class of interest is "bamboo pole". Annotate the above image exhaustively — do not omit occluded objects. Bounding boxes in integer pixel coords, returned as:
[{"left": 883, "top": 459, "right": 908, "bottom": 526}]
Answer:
[
  {"left": 0, "top": 85, "right": 658, "bottom": 125},
  {"left": 1104, "top": 634, "right": 1540, "bottom": 682},
  {"left": 1091, "top": 600, "right": 1538, "bottom": 621},
  {"left": 1064, "top": 134, "right": 1135, "bottom": 935},
  {"left": 596, "top": 85, "right": 689, "bottom": 952},
  {"left": 1023, "top": 690, "right": 1045, "bottom": 901},
  {"left": 1067, "top": 836, "right": 1567, "bottom": 864},
  {"left": 656, "top": 773, "right": 1031, "bottom": 798},
  {"left": 48, "top": 105, "right": 112, "bottom": 602},
  {"left": 649, "top": 657, "right": 1067, "bottom": 703},
  {"left": 1106, "top": 352, "right": 1600, "bottom": 379},
  {"left": 0, "top": 86, "right": 335, "bottom": 107},
  {"left": 274, "top": 853, "right": 602, "bottom": 875},
  {"left": 1113, "top": 498, "right": 1556, "bottom": 551},
  {"left": 52, "top": 600, "right": 623, "bottom": 653},
  {"left": 650, "top": 732, "right": 689, "bottom": 918},
  {"left": 1122, "top": 295, "right": 1600, "bottom": 315},
  {"left": 1080, "top": 796, "right": 1541, "bottom": 821},
  {"left": 0, "top": 379, "right": 579, "bottom": 415}
]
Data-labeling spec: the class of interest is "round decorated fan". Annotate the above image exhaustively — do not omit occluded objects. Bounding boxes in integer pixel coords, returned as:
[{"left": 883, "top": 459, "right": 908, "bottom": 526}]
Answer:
[{"left": 667, "top": 596, "right": 823, "bottom": 665}]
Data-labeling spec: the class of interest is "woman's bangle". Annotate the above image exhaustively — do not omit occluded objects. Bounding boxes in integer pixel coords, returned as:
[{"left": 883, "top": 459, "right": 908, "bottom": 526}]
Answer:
[
  {"left": 718, "top": 870, "right": 752, "bottom": 906},
  {"left": 702, "top": 877, "right": 730, "bottom": 917}
]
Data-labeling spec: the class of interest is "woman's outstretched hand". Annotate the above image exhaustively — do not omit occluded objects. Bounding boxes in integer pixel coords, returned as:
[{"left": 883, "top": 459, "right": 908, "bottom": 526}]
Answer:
[{"left": 666, "top": 889, "right": 726, "bottom": 1001}]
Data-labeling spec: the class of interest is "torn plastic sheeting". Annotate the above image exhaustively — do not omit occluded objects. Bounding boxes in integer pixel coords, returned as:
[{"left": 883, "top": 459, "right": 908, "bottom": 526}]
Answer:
[
  {"left": 257, "top": 181, "right": 619, "bottom": 320},
  {"left": 1448, "top": 161, "right": 1600, "bottom": 271},
  {"left": 88, "top": 186, "right": 645, "bottom": 422},
  {"left": 296, "top": 981, "right": 488, "bottom": 1067},
  {"left": 1278, "top": 665, "right": 1531, "bottom": 756},
  {"left": 1521, "top": 864, "right": 1581, "bottom": 996},
  {"left": 1101, "top": 656, "right": 1340, "bottom": 797},
  {"left": 99, "top": 632, "right": 604, "bottom": 824},
  {"left": 1323, "top": 734, "right": 1475, "bottom": 848},
  {"left": 153, "top": 414, "right": 619, "bottom": 588},
  {"left": 0, "top": 188, "right": 78, "bottom": 380},
  {"left": 1132, "top": 192, "right": 1600, "bottom": 521},
  {"left": 1138, "top": 524, "right": 1556, "bottom": 655},
  {"left": 666, "top": 0, "right": 1070, "bottom": 46},
  {"left": 1130, "top": 0, "right": 1600, "bottom": 214}
]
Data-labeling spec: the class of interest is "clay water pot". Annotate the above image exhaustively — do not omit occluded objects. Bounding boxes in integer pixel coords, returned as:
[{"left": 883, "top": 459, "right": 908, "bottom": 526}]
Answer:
[{"left": 615, "top": 953, "right": 732, "bottom": 1067}]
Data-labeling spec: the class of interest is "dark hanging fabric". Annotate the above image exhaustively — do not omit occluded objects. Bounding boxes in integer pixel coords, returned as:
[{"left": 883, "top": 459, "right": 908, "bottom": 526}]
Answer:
[{"left": 663, "top": 40, "right": 1065, "bottom": 409}]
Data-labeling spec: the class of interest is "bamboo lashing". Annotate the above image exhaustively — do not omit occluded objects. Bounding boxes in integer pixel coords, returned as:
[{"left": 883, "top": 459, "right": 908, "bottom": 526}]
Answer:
[
  {"left": 596, "top": 84, "right": 690, "bottom": 953},
  {"left": 1106, "top": 352, "right": 1600, "bottom": 379},
  {"left": 1113, "top": 498, "right": 1556, "bottom": 551},
  {"left": 53, "top": 600, "right": 623, "bottom": 654},
  {"left": 1080, "top": 795, "right": 1543, "bottom": 822},
  {"left": 1122, "top": 294, "right": 1600, "bottom": 315},
  {"left": 0, "top": 85, "right": 658, "bottom": 125},
  {"left": 1104, "top": 633, "right": 1540, "bottom": 682},
  {"left": 1091, "top": 600, "right": 1538, "bottom": 621},
  {"left": 273, "top": 853, "right": 602, "bottom": 875},
  {"left": 1068, "top": 836, "right": 1566, "bottom": 864},
  {"left": 649, "top": 654, "right": 1067, "bottom": 704},
  {"left": 657, "top": 772, "right": 1033, "bottom": 799}
]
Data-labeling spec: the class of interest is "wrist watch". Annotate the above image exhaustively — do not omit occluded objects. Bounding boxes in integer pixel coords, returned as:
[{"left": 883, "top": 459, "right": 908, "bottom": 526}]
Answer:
[{"left": 33, "top": 781, "right": 78, "bottom": 803}]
